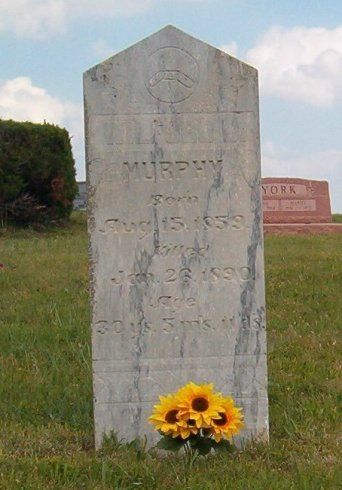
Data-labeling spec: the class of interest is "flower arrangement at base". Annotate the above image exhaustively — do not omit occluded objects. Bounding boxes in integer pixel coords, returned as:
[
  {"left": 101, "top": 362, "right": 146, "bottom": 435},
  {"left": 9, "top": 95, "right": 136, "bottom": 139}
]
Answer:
[{"left": 148, "top": 382, "right": 244, "bottom": 456}]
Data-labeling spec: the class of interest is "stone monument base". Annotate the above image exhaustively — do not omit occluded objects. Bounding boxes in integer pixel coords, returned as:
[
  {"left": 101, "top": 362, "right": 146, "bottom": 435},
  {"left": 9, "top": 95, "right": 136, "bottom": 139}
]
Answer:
[{"left": 264, "top": 223, "right": 342, "bottom": 235}]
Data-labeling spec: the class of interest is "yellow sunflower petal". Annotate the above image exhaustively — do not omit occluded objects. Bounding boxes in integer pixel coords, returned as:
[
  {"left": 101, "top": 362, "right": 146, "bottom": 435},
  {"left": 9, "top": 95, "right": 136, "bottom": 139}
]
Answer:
[
  {"left": 210, "top": 398, "right": 244, "bottom": 440},
  {"left": 149, "top": 393, "right": 183, "bottom": 434},
  {"left": 176, "top": 382, "right": 225, "bottom": 427}
]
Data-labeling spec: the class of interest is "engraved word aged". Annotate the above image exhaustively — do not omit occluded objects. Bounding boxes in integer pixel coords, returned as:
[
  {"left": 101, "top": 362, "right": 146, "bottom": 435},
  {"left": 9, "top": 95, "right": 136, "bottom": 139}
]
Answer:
[{"left": 149, "top": 296, "right": 196, "bottom": 309}]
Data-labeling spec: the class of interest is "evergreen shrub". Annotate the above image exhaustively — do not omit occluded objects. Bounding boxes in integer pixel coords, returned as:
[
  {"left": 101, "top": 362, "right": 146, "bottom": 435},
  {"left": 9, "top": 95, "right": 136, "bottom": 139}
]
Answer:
[{"left": 0, "top": 119, "right": 77, "bottom": 225}]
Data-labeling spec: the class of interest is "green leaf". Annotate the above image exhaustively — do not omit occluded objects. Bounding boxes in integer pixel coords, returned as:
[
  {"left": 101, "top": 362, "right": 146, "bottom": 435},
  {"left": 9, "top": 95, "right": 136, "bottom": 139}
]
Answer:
[
  {"left": 195, "top": 438, "right": 213, "bottom": 456},
  {"left": 212, "top": 439, "right": 236, "bottom": 453},
  {"left": 156, "top": 436, "right": 186, "bottom": 452},
  {"left": 188, "top": 435, "right": 200, "bottom": 448}
]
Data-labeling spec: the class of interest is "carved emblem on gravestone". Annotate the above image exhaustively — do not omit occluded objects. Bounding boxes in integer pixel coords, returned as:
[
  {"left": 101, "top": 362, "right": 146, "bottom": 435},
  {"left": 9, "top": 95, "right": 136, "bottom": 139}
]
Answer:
[{"left": 144, "top": 46, "right": 199, "bottom": 103}]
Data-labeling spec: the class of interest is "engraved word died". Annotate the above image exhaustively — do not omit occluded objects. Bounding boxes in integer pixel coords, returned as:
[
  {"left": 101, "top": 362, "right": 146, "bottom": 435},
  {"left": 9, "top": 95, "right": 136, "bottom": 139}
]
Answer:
[{"left": 145, "top": 46, "right": 199, "bottom": 103}]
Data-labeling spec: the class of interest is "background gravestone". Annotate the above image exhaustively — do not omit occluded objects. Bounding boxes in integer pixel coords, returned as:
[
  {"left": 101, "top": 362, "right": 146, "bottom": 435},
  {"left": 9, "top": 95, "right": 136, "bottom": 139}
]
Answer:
[
  {"left": 84, "top": 26, "right": 269, "bottom": 448},
  {"left": 74, "top": 181, "right": 87, "bottom": 210},
  {"left": 262, "top": 177, "right": 342, "bottom": 234},
  {"left": 262, "top": 177, "right": 332, "bottom": 223}
]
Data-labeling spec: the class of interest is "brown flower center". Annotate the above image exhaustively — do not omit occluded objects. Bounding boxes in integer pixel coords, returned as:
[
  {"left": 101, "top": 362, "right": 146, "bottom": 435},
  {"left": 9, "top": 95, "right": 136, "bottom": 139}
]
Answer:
[
  {"left": 213, "top": 412, "right": 228, "bottom": 426},
  {"left": 201, "top": 428, "right": 212, "bottom": 436},
  {"left": 165, "top": 409, "right": 179, "bottom": 424},
  {"left": 191, "top": 396, "right": 209, "bottom": 412}
]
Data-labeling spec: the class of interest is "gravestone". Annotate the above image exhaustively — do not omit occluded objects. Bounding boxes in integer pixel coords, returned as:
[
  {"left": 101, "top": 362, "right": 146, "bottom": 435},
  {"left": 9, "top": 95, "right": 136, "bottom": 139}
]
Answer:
[
  {"left": 262, "top": 177, "right": 342, "bottom": 234},
  {"left": 73, "top": 181, "right": 87, "bottom": 210},
  {"left": 84, "top": 25, "right": 268, "bottom": 448},
  {"left": 262, "top": 178, "right": 332, "bottom": 223}
]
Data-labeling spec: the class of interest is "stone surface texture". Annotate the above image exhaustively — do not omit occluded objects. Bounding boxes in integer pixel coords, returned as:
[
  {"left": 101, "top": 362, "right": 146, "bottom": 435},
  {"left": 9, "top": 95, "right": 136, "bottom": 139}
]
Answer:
[
  {"left": 84, "top": 26, "right": 268, "bottom": 448},
  {"left": 262, "top": 177, "right": 332, "bottom": 224}
]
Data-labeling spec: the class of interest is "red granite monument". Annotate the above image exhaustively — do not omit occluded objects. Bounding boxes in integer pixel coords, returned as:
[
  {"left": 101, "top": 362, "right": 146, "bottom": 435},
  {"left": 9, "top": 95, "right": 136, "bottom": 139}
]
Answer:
[{"left": 262, "top": 178, "right": 341, "bottom": 234}]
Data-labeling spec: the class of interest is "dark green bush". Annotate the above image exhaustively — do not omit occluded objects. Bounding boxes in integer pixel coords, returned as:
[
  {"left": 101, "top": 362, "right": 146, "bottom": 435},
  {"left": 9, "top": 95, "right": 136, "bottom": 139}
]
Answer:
[{"left": 0, "top": 119, "right": 77, "bottom": 225}]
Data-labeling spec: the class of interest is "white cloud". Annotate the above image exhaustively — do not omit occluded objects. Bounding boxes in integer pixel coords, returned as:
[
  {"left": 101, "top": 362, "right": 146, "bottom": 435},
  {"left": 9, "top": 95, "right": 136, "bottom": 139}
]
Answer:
[
  {"left": 0, "top": 0, "right": 66, "bottom": 39},
  {"left": 246, "top": 26, "right": 342, "bottom": 107},
  {"left": 0, "top": 77, "right": 67, "bottom": 123},
  {"left": 262, "top": 141, "right": 342, "bottom": 211},
  {"left": 67, "top": 0, "right": 154, "bottom": 18},
  {"left": 0, "top": 0, "right": 209, "bottom": 38},
  {"left": 92, "top": 40, "right": 115, "bottom": 60},
  {"left": 0, "top": 77, "right": 84, "bottom": 178}
]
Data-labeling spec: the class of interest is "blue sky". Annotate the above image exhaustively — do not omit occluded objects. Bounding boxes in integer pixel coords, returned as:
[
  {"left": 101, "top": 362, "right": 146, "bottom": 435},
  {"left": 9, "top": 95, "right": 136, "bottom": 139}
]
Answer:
[{"left": 1, "top": 0, "right": 341, "bottom": 211}]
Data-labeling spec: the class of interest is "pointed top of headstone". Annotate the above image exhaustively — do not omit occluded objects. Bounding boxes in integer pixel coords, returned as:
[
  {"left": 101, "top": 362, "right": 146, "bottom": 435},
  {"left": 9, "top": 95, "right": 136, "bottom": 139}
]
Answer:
[
  {"left": 85, "top": 25, "right": 256, "bottom": 75},
  {"left": 84, "top": 25, "right": 257, "bottom": 117},
  {"left": 147, "top": 24, "right": 243, "bottom": 59}
]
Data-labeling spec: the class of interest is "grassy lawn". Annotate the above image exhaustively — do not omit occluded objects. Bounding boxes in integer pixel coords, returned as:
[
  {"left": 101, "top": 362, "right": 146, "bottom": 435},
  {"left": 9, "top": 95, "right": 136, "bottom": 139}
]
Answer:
[
  {"left": 332, "top": 214, "right": 342, "bottom": 223},
  {"left": 0, "top": 213, "right": 341, "bottom": 489}
]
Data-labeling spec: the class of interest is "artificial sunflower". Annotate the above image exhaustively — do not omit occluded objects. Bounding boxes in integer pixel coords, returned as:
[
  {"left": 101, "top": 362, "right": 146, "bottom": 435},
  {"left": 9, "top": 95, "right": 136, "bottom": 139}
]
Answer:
[
  {"left": 210, "top": 397, "right": 244, "bottom": 442},
  {"left": 148, "top": 393, "right": 197, "bottom": 438},
  {"left": 176, "top": 382, "right": 225, "bottom": 428},
  {"left": 174, "top": 418, "right": 199, "bottom": 440}
]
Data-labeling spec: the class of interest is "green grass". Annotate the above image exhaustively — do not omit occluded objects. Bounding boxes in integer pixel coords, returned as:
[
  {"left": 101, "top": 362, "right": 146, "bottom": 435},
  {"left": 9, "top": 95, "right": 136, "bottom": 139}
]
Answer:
[
  {"left": 332, "top": 214, "right": 342, "bottom": 223},
  {"left": 0, "top": 213, "right": 341, "bottom": 489}
]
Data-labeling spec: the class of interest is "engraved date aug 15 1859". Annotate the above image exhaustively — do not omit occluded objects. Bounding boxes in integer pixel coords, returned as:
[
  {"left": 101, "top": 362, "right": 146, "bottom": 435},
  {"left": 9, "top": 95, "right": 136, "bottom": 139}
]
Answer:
[{"left": 100, "top": 214, "right": 247, "bottom": 239}]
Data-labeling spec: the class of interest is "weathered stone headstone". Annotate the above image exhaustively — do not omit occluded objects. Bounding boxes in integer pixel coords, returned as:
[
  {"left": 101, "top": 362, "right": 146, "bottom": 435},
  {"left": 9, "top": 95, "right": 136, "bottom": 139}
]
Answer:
[
  {"left": 73, "top": 181, "right": 87, "bottom": 210},
  {"left": 84, "top": 26, "right": 268, "bottom": 448}
]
